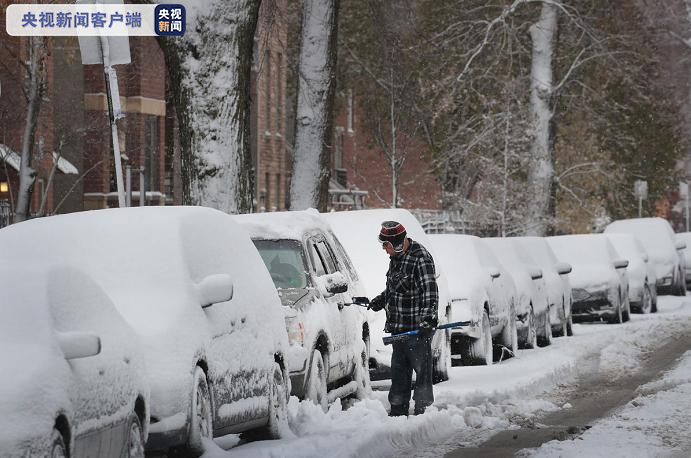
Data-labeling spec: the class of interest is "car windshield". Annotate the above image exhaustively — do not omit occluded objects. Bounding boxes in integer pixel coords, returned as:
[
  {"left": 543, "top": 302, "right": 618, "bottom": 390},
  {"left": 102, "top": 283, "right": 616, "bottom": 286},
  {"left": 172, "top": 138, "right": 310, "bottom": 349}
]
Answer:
[{"left": 253, "top": 239, "right": 308, "bottom": 289}]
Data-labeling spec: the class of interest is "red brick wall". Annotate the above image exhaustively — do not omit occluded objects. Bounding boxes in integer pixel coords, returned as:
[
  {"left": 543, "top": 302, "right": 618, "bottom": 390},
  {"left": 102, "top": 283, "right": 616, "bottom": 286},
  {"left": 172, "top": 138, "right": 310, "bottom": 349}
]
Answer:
[{"left": 333, "top": 93, "right": 442, "bottom": 210}]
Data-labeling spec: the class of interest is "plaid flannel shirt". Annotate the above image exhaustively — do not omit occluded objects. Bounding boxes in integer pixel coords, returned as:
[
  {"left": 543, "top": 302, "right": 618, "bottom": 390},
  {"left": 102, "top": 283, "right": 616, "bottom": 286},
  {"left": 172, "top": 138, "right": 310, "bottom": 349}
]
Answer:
[{"left": 373, "top": 240, "right": 439, "bottom": 333}]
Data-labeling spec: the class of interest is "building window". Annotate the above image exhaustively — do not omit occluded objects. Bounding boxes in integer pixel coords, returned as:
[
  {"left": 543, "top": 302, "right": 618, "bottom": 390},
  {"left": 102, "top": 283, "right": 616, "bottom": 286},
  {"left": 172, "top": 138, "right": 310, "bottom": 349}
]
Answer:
[
  {"left": 276, "top": 53, "right": 283, "bottom": 135},
  {"left": 145, "top": 115, "right": 159, "bottom": 193},
  {"left": 276, "top": 173, "right": 281, "bottom": 210},
  {"left": 334, "top": 127, "right": 344, "bottom": 170},
  {"left": 265, "top": 172, "right": 270, "bottom": 211},
  {"left": 347, "top": 89, "right": 354, "bottom": 134},
  {"left": 264, "top": 50, "right": 271, "bottom": 135}
]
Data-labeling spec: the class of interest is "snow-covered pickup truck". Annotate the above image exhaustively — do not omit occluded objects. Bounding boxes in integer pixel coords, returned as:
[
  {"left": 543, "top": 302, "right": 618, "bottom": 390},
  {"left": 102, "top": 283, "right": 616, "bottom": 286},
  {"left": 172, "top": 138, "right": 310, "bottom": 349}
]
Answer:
[{"left": 235, "top": 210, "right": 371, "bottom": 411}]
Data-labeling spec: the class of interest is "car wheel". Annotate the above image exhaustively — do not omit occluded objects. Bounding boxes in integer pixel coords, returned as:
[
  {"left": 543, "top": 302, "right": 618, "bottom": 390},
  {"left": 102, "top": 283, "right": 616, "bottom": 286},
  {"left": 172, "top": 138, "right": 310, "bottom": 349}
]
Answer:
[
  {"left": 639, "top": 284, "right": 653, "bottom": 314},
  {"left": 126, "top": 413, "right": 145, "bottom": 458},
  {"left": 432, "top": 328, "right": 451, "bottom": 383},
  {"left": 553, "top": 301, "right": 567, "bottom": 337},
  {"left": 608, "top": 298, "right": 623, "bottom": 324},
  {"left": 537, "top": 311, "right": 552, "bottom": 347},
  {"left": 354, "top": 341, "right": 372, "bottom": 397},
  {"left": 496, "top": 304, "right": 518, "bottom": 361},
  {"left": 187, "top": 366, "right": 213, "bottom": 455},
  {"left": 680, "top": 269, "right": 687, "bottom": 296},
  {"left": 622, "top": 294, "right": 631, "bottom": 322},
  {"left": 566, "top": 311, "right": 574, "bottom": 336},
  {"left": 460, "top": 309, "right": 492, "bottom": 365},
  {"left": 519, "top": 307, "right": 538, "bottom": 349},
  {"left": 305, "top": 349, "right": 328, "bottom": 412},
  {"left": 50, "top": 429, "right": 67, "bottom": 458},
  {"left": 265, "top": 363, "right": 289, "bottom": 439}
]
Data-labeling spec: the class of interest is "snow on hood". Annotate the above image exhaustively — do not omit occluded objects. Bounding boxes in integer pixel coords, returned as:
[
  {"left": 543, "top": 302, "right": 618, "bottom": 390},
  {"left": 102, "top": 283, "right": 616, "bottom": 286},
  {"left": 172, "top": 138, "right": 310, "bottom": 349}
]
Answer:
[
  {"left": 0, "top": 207, "right": 288, "bottom": 419},
  {"left": 547, "top": 235, "right": 619, "bottom": 291},
  {"left": 428, "top": 234, "right": 488, "bottom": 301}
]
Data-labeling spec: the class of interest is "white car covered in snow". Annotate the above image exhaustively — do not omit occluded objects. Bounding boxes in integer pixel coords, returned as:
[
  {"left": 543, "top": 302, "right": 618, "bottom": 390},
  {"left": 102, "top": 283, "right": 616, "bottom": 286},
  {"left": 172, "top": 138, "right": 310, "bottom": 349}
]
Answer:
[
  {"left": 607, "top": 233, "right": 658, "bottom": 314},
  {"left": 486, "top": 237, "right": 549, "bottom": 348},
  {"left": 323, "top": 208, "right": 452, "bottom": 383},
  {"left": 512, "top": 237, "right": 574, "bottom": 337},
  {"left": 235, "top": 210, "right": 370, "bottom": 409},
  {"left": 605, "top": 217, "right": 686, "bottom": 296},
  {"left": 676, "top": 232, "right": 691, "bottom": 288},
  {"left": 0, "top": 207, "right": 290, "bottom": 455},
  {"left": 548, "top": 234, "right": 631, "bottom": 324},
  {"left": 428, "top": 234, "right": 517, "bottom": 366},
  {"left": 0, "top": 265, "right": 148, "bottom": 458}
]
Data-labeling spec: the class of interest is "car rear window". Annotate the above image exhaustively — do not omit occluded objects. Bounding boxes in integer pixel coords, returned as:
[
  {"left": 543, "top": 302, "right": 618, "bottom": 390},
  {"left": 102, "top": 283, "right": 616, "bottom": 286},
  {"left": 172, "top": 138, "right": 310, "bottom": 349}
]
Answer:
[{"left": 253, "top": 239, "right": 309, "bottom": 289}]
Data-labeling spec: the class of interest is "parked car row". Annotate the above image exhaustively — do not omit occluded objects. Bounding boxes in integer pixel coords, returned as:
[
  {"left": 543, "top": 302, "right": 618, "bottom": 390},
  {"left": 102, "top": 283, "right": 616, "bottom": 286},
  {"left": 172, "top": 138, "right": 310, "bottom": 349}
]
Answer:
[{"left": 0, "top": 207, "right": 685, "bottom": 457}]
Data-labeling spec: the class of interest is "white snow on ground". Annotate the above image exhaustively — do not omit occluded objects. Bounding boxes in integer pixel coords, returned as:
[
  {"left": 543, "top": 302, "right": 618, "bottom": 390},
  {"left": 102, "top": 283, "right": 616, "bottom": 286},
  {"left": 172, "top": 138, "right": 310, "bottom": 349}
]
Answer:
[
  {"left": 201, "top": 296, "right": 691, "bottom": 458},
  {"left": 527, "top": 352, "right": 691, "bottom": 457}
]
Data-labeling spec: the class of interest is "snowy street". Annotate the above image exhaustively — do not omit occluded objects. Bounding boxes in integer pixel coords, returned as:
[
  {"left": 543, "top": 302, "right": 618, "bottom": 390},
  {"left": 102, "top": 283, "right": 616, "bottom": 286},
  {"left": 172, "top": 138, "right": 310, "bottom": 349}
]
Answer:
[{"left": 203, "top": 296, "right": 691, "bottom": 458}]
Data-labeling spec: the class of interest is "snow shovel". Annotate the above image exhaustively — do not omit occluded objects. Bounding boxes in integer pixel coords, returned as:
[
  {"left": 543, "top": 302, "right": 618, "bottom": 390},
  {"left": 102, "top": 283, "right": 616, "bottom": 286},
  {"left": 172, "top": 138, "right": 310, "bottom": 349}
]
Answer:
[{"left": 382, "top": 321, "right": 471, "bottom": 345}]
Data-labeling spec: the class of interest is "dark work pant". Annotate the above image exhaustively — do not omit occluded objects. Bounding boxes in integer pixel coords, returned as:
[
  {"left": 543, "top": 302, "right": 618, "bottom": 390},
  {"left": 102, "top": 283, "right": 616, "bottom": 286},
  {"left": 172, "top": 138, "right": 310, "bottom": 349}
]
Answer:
[{"left": 388, "top": 334, "right": 434, "bottom": 410}]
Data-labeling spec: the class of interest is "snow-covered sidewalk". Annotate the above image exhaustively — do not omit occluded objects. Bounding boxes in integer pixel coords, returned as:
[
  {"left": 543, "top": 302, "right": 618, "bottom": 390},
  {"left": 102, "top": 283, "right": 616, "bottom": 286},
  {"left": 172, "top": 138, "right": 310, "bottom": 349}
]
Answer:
[{"left": 203, "top": 296, "right": 691, "bottom": 458}]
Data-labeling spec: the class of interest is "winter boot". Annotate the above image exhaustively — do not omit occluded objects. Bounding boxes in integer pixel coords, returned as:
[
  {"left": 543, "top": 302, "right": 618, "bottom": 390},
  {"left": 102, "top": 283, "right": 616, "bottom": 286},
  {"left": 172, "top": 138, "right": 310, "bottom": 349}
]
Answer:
[
  {"left": 413, "top": 405, "right": 426, "bottom": 416},
  {"left": 389, "top": 404, "right": 409, "bottom": 417}
]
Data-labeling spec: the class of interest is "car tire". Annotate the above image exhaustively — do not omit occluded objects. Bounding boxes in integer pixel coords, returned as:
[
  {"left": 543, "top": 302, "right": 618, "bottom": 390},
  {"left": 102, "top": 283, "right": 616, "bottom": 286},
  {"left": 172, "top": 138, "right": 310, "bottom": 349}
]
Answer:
[
  {"left": 622, "top": 294, "right": 631, "bottom": 322},
  {"left": 187, "top": 366, "right": 213, "bottom": 456},
  {"left": 125, "top": 412, "right": 145, "bottom": 458},
  {"left": 305, "top": 349, "right": 328, "bottom": 412},
  {"left": 608, "top": 297, "right": 623, "bottom": 324},
  {"left": 496, "top": 304, "right": 518, "bottom": 361},
  {"left": 566, "top": 310, "right": 574, "bottom": 336},
  {"left": 519, "top": 307, "right": 538, "bottom": 349},
  {"left": 460, "top": 309, "right": 493, "bottom": 366},
  {"left": 354, "top": 342, "right": 372, "bottom": 398},
  {"left": 552, "top": 301, "right": 567, "bottom": 337},
  {"left": 537, "top": 311, "right": 552, "bottom": 347},
  {"left": 639, "top": 284, "right": 653, "bottom": 314},
  {"left": 50, "top": 428, "right": 67, "bottom": 458},
  {"left": 265, "top": 363, "right": 289, "bottom": 439},
  {"left": 432, "top": 328, "right": 451, "bottom": 383}
]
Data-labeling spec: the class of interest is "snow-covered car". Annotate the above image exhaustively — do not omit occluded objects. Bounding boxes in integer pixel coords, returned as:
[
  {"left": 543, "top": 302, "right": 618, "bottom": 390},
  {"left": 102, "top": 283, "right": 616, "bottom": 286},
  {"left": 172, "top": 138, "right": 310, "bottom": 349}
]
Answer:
[
  {"left": 0, "top": 264, "right": 148, "bottom": 458},
  {"left": 0, "top": 207, "right": 290, "bottom": 454},
  {"left": 604, "top": 217, "right": 686, "bottom": 296},
  {"left": 512, "top": 237, "right": 574, "bottom": 337},
  {"left": 485, "top": 237, "right": 550, "bottom": 348},
  {"left": 547, "top": 234, "right": 631, "bottom": 323},
  {"left": 607, "top": 233, "right": 658, "bottom": 314},
  {"left": 676, "top": 232, "right": 691, "bottom": 288},
  {"left": 428, "top": 234, "right": 517, "bottom": 366},
  {"left": 234, "top": 210, "right": 370, "bottom": 410},
  {"left": 323, "top": 208, "right": 452, "bottom": 383}
]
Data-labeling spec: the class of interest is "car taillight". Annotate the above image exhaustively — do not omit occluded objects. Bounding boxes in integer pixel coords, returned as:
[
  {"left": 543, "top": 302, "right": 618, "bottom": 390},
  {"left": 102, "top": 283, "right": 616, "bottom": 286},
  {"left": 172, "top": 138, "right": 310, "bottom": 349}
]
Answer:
[{"left": 286, "top": 317, "right": 305, "bottom": 345}]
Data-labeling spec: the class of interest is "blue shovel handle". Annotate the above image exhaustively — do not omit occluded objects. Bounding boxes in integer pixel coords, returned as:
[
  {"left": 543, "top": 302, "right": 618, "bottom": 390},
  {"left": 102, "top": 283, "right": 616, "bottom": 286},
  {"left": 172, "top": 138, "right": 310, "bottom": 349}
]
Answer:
[{"left": 382, "top": 321, "right": 471, "bottom": 345}]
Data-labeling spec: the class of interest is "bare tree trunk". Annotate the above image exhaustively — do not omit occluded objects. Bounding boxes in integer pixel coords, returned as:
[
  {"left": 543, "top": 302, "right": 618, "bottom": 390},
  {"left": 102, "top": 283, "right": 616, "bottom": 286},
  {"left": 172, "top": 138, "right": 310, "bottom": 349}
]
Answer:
[
  {"left": 290, "top": 0, "right": 339, "bottom": 211},
  {"left": 390, "top": 68, "right": 398, "bottom": 208},
  {"left": 159, "top": 0, "right": 260, "bottom": 214},
  {"left": 525, "top": 2, "right": 558, "bottom": 236},
  {"left": 15, "top": 36, "right": 45, "bottom": 223}
]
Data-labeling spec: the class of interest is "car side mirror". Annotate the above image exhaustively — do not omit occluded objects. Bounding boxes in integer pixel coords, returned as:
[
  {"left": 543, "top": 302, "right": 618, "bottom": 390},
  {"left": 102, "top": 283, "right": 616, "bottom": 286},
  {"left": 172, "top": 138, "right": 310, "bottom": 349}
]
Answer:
[
  {"left": 57, "top": 332, "right": 101, "bottom": 360},
  {"left": 316, "top": 272, "right": 348, "bottom": 297},
  {"left": 488, "top": 267, "right": 501, "bottom": 279},
  {"left": 198, "top": 274, "right": 234, "bottom": 309},
  {"left": 555, "top": 262, "right": 572, "bottom": 275},
  {"left": 613, "top": 259, "right": 629, "bottom": 269},
  {"left": 530, "top": 268, "right": 543, "bottom": 280},
  {"left": 675, "top": 240, "right": 687, "bottom": 250}
]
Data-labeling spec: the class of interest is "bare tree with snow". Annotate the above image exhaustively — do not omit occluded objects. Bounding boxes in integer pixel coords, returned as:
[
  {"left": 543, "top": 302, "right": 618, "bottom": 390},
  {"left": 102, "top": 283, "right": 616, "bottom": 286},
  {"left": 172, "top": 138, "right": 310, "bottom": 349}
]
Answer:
[
  {"left": 14, "top": 36, "right": 47, "bottom": 223},
  {"left": 289, "top": 0, "right": 340, "bottom": 211},
  {"left": 153, "top": 0, "right": 260, "bottom": 214}
]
